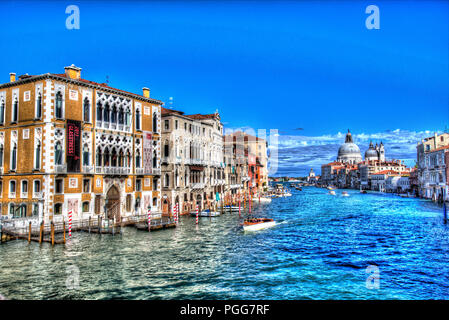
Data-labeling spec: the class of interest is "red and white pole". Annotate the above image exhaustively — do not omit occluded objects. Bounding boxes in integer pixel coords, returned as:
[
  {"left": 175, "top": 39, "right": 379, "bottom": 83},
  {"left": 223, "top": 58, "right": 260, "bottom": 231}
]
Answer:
[
  {"left": 148, "top": 208, "right": 151, "bottom": 232},
  {"left": 174, "top": 204, "right": 177, "bottom": 224},
  {"left": 68, "top": 210, "right": 72, "bottom": 238},
  {"left": 196, "top": 204, "right": 199, "bottom": 224},
  {"left": 176, "top": 203, "right": 179, "bottom": 224}
]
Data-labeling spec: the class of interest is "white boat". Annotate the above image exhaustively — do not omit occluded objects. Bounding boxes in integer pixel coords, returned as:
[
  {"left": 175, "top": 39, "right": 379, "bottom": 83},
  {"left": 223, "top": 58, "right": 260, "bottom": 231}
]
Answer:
[
  {"left": 329, "top": 190, "right": 336, "bottom": 195},
  {"left": 190, "top": 210, "right": 220, "bottom": 217},
  {"left": 341, "top": 191, "right": 349, "bottom": 197},
  {"left": 219, "top": 206, "right": 240, "bottom": 212},
  {"left": 243, "top": 218, "right": 276, "bottom": 232},
  {"left": 284, "top": 193, "right": 292, "bottom": 197},
  {"left": 252, "top": 197, "right": 272, "bottom": 203}
]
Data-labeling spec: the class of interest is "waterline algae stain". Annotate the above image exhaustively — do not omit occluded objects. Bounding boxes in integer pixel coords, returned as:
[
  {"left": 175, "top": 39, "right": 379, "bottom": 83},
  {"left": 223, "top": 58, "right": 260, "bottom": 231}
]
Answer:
[{"left": 0, "top": 186, "right": 448, "bottom": 299}]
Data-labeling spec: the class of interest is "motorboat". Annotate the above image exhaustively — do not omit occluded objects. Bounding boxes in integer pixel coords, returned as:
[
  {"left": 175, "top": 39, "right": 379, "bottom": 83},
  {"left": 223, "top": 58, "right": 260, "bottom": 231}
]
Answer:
[
  {"left": 329, "top": 190, "right": 336, "bottom": 196},
  {"left": 341, "top": 191, "right": 349, "bottom": 197},
  {"left": 243, "top": 218, "right": 276, "bottom": 232},
  {"left": 190, "top": 210, "right": 221, "bottom": 217}
]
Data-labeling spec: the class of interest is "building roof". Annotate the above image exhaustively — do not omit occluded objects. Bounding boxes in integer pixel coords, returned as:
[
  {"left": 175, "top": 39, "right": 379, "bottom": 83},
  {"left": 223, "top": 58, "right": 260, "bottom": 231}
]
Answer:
[
  {"left": 427, "top": 145, "right": 449, "bottom": 153},
  {"left": 0, "top": 71, "right": 163, "bottom": 105}
]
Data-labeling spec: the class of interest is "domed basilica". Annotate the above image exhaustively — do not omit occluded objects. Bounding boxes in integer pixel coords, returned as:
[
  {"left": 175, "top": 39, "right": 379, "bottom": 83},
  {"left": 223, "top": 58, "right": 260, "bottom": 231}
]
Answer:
[{"left": 336, "top": 130, "right": 385, "bottom": 164}]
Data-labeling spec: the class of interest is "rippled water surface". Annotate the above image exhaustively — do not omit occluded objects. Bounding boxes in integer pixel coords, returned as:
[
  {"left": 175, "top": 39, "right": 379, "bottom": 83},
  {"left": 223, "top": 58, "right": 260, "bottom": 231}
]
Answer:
[{"left": 1, "top": 186, "right": 449, "bottom": 299}]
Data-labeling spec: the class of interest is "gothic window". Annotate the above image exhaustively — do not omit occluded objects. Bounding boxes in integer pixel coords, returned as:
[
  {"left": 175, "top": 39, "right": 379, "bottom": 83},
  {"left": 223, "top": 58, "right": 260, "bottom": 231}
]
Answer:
[
  {"left": 136, "top": 150, "right": 141, "bottom": 168},
  {"left": 96, "top": 147, "right": 102, "bottom": 166},
  {"left": 97, "top": 102, "right": 103, "bottom": 122},
  {"left": 118, "top": 107, "right": 124, "bottom": 125},
  {"left": 10, "top": 142, "right": 17, "bottom": 171},
  {"left": 36, "top": 93, "right": 42, "bottom": 119},
  {"left": 104, "top": 147, "right": 110, "bottom": 167},
  {"left": 111, "top": 105, "right": 117, "bottom": 123},
  {"left": 12, "top": 97, "right": 18, "bottom": 122},
  {"left": 119, "top": 150, "right": 124, "bottom": 167},
  {"left": 125, "top": 108, "right": 131, "bottom": 126},
  {"left": 0, "top": 98, "right": 4, "bottom": 124},
  {"left": 126, "top": 151, "right": 131, "bottom": 168},
  {"left": 83, "top": 97, "right": 90, "bottom": 122},
  {"left": 111, "top": 148, "right": 117, "bottom": 167},
  {"left": 135, "top": 108, "right": 141, "bottom": 130},
  {"left": 164, "top": 174, "right": 169, "bottom": 187},
  {"left": 104, "top": 103, "right": 110, "bottom": 122},
  {"left": 55, "top": 91, "right": 63, "bottom": 119},
  {"left": 83, "top": 144, "right": 90, "bottom": 166},
  {"left": 152, "top": 151, "right": 157, "bottom": 168},
  {"left": 55, "top": 142, "right": 63, "bottom": 165}
]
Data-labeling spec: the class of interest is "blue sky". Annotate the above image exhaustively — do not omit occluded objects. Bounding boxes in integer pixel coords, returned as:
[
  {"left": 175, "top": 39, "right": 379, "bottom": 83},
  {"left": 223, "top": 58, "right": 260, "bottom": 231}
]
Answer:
[{"left": 0, "top": 0, "right": 447, "bottom": 176}]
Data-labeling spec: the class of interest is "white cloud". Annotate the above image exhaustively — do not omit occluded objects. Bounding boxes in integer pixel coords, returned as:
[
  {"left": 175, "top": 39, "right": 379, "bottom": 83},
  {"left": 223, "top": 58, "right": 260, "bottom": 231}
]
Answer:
[{"left": 269, "top": 129, "right": 440, "bottom": 177}]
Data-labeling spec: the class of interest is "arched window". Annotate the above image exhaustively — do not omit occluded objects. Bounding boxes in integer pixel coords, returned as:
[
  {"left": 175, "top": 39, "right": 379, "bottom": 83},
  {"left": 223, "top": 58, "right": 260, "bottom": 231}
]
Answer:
[
  {"left": 82, "top": 201, "right": 90, "bottom": 213},
  {"left": 9, "top": 203, "right": 16, "bottom": 217},
  {"left": 96, "top": 147, "right": 102, "bottom": 166},
  {"left": 54, "top": 203, "right": 62, "bottom": 215},
  {"left": 83, "top": 144, "right": 89, "bottom": 166},
  {"left": 36, "top": 93, "right": 42, "bottom": 119},
  {"left": 135, "top": 108, "right": 141, "bottom": 130},
  {"left": 111, "top": 148, "right": 117, "bottom": 167},
  {"left": 153, "top": 197, "right": 158, "bottom": 207},
  {"left": 35, "top": 140, "right": 41, "bottom": 169},
  {"left": 104, "top": 103, "right": 110, "bottom": 122},
  {"left": 126, "top": 151, "right": 131, "bottom": 168},
  {"left": 55, "top": 142, "right": 62, "bottom": 165},
  {"left": 55, "top": 91, "right": 63, "bottom": 119},
  {"left": 118, "top": 107, "right": 124, "bottom": 125},
  {"left": 136, "top": 150, "right": 141, "bottom": 168},
  {"left": 11, "top": 142, "right": 17, "bottom": 171},
  {"left": 119, "top": 150, "right": 124, "bottom": 167},
  {"left": 83, "top": 97, "right": 90, "bottom": 122},
  {"left": 111, "top": 105, "right": 117, "bottom": 123},
  {"left": 125, "top": 108, "right": 131, "bottom": 126},
  {"left": 103, "top": 147, "right": 110, "bottom": 167},
  {"left": 153, "top": 113, "right": 157, "bottom": 133},
  {"left": 97, "top": 102, "right": 103, "bottom": 122},
  {"left": 164, "top": 173, "right": 169, "bottom": 187},
  {"left": 12, "top": 97, "right": 18, "bottom": 122},
  {"left": 0, "top": 98, "right": 4, "bottom": 124}
]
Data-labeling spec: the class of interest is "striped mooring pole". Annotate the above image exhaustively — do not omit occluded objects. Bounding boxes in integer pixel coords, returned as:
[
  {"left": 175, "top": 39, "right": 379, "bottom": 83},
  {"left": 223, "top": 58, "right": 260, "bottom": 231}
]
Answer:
[
  {"left": 148, "top": 208, "right": 151, "bottom": 232},
  {"left": 68, "top": 210, "right": 72, "bottom": 238},
  {"left": 196, "top": 204, "right": 199, "bottom": 225}
]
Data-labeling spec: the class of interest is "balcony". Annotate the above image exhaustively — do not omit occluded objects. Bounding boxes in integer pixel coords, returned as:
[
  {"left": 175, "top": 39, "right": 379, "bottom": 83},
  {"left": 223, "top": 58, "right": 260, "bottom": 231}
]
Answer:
[
  {"left": 191, "top": 182, "right": 205, "bottom": 190},
  {"left": 152, "top": 168, "right": 161, "bottom": 175},
  {"left": 136, "top": 168, "right": 144, "bottom": 175},
  {"left": 20, "top": 192, "right": 28, "bottom": 199},
  {"left": 161, "top": 157, "right": 170, "bottom": 165},
  {"left": 33, "top": 191, "right": 43, "bottom": 199},
  {"left": 9, "top": 192, "right": 16, "bottom": 199},
  {"left": 83, "top": 165, "right": 94, "bottom": 173},
  {"left": 55, "top": 164, "right": 67, "bottom": 173}
]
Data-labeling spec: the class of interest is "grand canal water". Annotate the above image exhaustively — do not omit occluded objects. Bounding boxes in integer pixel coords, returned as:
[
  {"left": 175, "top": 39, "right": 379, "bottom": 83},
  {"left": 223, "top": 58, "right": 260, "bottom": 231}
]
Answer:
[{"left": 1, "top": 186, "right": 449, "bottom": 300}]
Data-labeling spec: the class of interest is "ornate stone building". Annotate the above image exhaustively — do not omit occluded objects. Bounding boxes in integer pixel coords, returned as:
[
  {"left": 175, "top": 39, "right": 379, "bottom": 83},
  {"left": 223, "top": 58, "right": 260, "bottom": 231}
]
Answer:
[
  {"left": 0, "top": 65, "right": 162, "bottom": 221},
  {"left": 160, "top": 108, "right": 224, "bottom": 214},
  {"left": 337, "top": 130, "right": 362, "bottom": 164}
]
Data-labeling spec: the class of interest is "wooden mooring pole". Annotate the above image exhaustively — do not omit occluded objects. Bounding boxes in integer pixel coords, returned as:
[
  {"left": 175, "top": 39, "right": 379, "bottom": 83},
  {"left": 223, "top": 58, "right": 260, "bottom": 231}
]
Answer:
[
  {"left": 51, "top": 221, "right": 55, "bottom": 246},
  {"left": 39, "top": 221, "right": 44, "bottom": 244},
  {"left": 88, "top": 217, "right": 91, "bottom": 234},
  {"left": 63, "top": 221, "right": 66, "bottom": 244},
  {"left": 28, "top": 221, "right": 32, "bottom": 243}
]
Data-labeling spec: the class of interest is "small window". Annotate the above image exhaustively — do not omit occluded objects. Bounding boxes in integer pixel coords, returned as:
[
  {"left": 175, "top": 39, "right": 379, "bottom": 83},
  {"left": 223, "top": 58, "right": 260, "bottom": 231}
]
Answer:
[
  {"left": 55, "top": 179, "right": 63, "bottom": 194},
  {"left": 164, "top": 120, "right": 169, "bottom": 130},
  {"left": 9, "top": 180, "right": 16, "bottom": 194},
  {"left": 83, "top": 179, "right": 90, "bottom": 193},
  {"left": 54, "top": 203, "right": 62, "bottom": 215},
  {"left": 175, "top": 120, "right": 178, "bottom": 129},
  {"left": 136, "top": 179, "right": 142, "bottom": 191},
  {"left": 21, "top": 180, "right": 28, "bottom": 193},
  {"left": 82, "top": 201, "right": 90, "bottom": 213},
  {"left": 34, "top": 180, "right": 41, "bottom": 193}
]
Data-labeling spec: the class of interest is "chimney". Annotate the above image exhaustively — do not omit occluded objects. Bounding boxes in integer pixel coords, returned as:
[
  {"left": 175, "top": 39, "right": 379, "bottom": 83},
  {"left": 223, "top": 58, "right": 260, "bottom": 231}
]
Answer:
[
  {"left": 142, "top": 87, "right": 150, "bottom": 98},
  {"left": 9, "top": 73, "right": 16, "bottom": 82},
  {"left": 64, "top": 64, "right": 82, "bottom": 80}
]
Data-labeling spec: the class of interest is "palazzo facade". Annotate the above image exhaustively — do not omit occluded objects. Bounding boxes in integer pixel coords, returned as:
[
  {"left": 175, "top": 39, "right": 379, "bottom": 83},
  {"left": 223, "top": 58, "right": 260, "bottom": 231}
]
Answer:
[{"left": 0, "top": 65, "right": 162, "bottom": 221}]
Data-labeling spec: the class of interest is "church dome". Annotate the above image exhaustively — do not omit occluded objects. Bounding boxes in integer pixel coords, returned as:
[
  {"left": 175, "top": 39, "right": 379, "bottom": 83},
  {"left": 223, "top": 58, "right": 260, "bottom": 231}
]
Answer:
[
  {"left": 365, "top": 148, "right": 378, "bottom": 158},
  {"left": 336, "top": 130, "right": 362, "bottom": 164}
]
